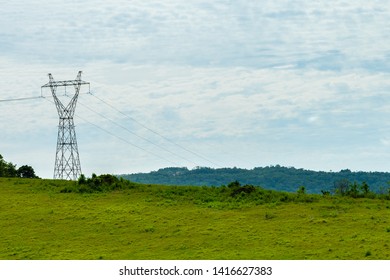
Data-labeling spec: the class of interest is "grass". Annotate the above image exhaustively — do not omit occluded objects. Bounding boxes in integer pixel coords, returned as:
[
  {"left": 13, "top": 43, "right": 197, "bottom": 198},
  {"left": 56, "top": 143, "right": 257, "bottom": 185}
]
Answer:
[{"left": 0, "top": 177, "right": 390, "bottom": 259}]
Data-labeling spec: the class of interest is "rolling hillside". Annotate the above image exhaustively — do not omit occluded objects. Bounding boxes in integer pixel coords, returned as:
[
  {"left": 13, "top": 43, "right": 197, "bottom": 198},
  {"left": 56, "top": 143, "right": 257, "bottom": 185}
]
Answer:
[
  {"left": 1, "top": 176, "right": 390, "bottom": 260},
  {"left": 120, "top": 166, "right": 390, "bottom": 194}
]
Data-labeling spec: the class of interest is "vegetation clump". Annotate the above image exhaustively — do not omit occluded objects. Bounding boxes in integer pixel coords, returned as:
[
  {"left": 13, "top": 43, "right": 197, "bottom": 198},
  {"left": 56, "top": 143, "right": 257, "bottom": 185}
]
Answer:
[
  {"left": 60, "top": 173, "right": 137, "bottom": 193},
  {"left": 333, "top": 179, "right": 379, "bottom": 199},
  {"left": 227, "top": 180, "right": 256, "bottom": 197},
  {"left": 153, "top": 180, "right": 319, "bottom": 209},
  {"left": 0, "top": 154, "right": 39, "bottom": 179}
]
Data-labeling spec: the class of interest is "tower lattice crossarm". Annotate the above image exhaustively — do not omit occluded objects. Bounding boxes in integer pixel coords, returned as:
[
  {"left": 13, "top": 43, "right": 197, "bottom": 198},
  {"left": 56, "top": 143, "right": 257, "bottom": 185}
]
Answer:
[{"left": 41, "top": 71, "right": 90, "bottom": 180}]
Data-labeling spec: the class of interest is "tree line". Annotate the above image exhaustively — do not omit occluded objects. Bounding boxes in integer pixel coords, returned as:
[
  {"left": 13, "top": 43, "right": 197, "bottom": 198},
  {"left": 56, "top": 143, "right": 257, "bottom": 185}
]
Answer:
[
  {"left": 121, "top": 165, "right": 390, "bottom": 194},
  {"left": 0, "top": 154, "right": 38, "bottom": 178}
]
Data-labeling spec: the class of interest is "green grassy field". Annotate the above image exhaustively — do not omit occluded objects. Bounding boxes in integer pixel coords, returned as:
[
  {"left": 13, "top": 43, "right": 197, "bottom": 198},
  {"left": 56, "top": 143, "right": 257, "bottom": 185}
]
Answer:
[{"left": 1, "top": 177, "right": 390, "bottom": 260}]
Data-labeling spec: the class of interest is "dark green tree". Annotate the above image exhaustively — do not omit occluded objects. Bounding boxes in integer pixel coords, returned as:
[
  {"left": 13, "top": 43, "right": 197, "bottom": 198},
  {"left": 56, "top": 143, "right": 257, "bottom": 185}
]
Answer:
[
  {"left": 297, "top": 186, "right": 306, "bottom": 195},
  {"left": 0, "top": 154, "right": 17, "bottom": 177},
  {"left": 347, "top": 182, "right": 359, "bottom": 198},
  {"left": 360, "top": 181, "right": 371, "bottom": 197},
  {"left": 17, "top": 165, "right": 38, "bottom": 178},
  {"left": 78, "top": 174, "right": 87, "bottom": 184},
  {"left": 334, "top": 179, "right": 350, "bottom": 196},
  {"left": 0, "top": 154, "right": 5, "bottom": 177}
]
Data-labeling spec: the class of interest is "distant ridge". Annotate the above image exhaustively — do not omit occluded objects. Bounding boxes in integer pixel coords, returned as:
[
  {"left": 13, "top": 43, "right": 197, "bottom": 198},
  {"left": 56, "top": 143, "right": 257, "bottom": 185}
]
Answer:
[{"left": 119, "top": 165, "right": 390, "bottom": 194}]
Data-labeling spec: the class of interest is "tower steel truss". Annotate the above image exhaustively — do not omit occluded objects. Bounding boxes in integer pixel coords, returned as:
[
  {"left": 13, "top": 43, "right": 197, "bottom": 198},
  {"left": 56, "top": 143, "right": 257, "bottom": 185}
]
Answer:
[{"left": 41, "top": 71, "right": 90, "bottom": 180}]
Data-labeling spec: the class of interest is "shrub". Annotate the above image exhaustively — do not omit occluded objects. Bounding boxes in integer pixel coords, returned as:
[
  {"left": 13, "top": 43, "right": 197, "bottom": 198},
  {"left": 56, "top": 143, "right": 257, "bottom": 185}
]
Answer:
[
  {"left": 78, "top": 174, "right": 86, "bottom": 184},
  {"left": 297, "top": 186, "right": 306, "bottom": 195},
  {"left": 61, "top": 174, "right": 135, "bottom": 193},
  {"left": 227, "top": 181, "right": 256, "bottom": 197},
  {"left": 321, "top": 190, "right": 331, "bottom": 196},
  {"left": 264, "top": 212, "right": 276, "bottom": 220}
]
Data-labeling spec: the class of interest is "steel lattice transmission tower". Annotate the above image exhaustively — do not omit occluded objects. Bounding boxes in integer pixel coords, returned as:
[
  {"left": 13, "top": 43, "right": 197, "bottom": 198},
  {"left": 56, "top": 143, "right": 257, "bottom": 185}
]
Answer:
[{"left": 41, "top": 71, "right": 90, "bottom": 180}]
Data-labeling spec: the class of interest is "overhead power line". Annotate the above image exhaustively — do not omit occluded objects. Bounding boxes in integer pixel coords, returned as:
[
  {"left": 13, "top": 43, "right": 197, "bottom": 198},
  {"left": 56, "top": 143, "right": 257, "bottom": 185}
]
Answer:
[
  {"left": 75, "top": 114, "right": 182, "bottom": 167},
  {"left": 76, "top": 99, "right": 200, "bottom": 166},
  {"left": 0, "top": 96, "right": 42, "bottom": 102},
  {"left": 89, "top": 93, "right": 223, "bottom": 168}
]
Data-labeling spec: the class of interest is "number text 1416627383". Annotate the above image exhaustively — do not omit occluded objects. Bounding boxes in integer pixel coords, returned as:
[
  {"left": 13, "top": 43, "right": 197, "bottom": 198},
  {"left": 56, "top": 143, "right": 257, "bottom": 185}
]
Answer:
[{"left": 212, "top": 266, "right": 272, "bottom": 276}]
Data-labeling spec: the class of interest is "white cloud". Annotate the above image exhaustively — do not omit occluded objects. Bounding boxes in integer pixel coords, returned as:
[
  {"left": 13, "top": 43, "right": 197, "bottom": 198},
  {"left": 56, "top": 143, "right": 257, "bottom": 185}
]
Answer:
[
  {"left": 2, "top": 1, "right": 390, "bottom": 69},
  {"left": 2, "top": 1, "right": 390, "bottom": 178}
]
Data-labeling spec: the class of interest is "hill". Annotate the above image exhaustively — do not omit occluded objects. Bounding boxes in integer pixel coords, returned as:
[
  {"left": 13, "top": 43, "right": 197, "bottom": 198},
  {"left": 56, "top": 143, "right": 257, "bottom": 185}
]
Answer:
[
  {"left": 120, "top": 165, "right": 390, "bottom": 194},
  {"left": 1, "top": 176, "right": 390, "bottom": 260}
]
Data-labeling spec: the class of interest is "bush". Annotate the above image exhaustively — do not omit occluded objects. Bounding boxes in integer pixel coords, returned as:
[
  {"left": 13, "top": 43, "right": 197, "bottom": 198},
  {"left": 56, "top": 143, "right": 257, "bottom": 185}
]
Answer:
[
  {"left": 297, "top": 186, "right": 306, "bottom": 195},
  {"left": 61, "top": 174, "right": 135, "bottom": 193},
  {"left": 227, "top": 181, "right": 256, "bottom": 197},
  {"left": 334, "top": 180, "right": 377, "bottom": 199}
]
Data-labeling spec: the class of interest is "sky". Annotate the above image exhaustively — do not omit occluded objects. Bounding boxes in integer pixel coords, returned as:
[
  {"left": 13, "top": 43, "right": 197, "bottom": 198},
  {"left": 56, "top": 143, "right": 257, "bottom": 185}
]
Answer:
[{"left": 1, "top": 0, "right": 390, "bottom": 179}]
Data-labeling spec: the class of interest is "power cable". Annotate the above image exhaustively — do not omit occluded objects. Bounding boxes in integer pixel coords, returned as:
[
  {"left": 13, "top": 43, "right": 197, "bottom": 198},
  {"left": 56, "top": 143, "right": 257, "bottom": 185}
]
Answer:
[
  {"left": 76, "top": 115, "right": 182, "bottom": 167},
  {"left": 89, "top": 93, "right": 223, "bottom": 168},
  {"left": 0, "top": 96, "right": 42, "bottom": 102},
  {"left": 76, "top": 99, "right": 199, "bottom": 166}
]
